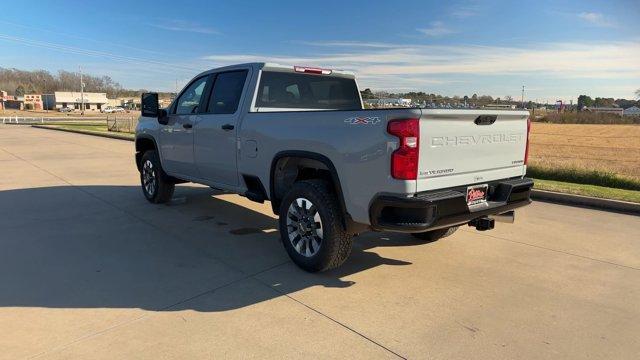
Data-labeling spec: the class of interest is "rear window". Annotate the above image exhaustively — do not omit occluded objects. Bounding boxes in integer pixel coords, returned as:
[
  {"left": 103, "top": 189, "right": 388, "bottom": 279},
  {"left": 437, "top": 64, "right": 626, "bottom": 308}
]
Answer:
[{"left": 255, "top": 71, "right": 361, "bottom": 110}]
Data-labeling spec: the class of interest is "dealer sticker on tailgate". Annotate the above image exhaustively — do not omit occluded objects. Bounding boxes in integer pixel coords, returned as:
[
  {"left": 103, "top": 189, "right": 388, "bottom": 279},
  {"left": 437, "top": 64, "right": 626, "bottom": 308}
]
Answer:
[{"left": 467, "top": 184, "right": 489, "bottom": 206}]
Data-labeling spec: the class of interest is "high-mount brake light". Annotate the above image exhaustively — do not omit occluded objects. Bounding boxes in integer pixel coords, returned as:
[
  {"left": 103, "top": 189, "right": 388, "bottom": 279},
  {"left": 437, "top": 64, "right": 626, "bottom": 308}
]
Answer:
[
  {"left": 387, "top": 118, "right": 420, "bottom": 180},
  {"left": 524, "top": 116, "right": 531, "bottom": 165},
  {"left": 294, "top": 66, "right": 332, "bottom": 75}
]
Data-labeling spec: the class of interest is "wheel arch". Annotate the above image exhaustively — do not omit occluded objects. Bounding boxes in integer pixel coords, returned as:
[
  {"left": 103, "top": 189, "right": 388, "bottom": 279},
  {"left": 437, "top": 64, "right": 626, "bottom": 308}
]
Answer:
[
  {"left": 135, "top": 135, "right": 158, "bottom": 172},
  {"left": 270, "top": 150, "right": 354, "bottom": 231}
]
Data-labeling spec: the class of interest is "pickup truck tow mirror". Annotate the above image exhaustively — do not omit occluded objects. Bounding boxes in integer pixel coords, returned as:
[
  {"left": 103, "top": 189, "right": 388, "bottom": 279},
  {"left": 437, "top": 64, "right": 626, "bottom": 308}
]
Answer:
[
  {"left": 141, "top": 92, "right": 168, "bottom": 125},
  {"left": 141, "top": 92, "right": 159, "bottom": 117}
]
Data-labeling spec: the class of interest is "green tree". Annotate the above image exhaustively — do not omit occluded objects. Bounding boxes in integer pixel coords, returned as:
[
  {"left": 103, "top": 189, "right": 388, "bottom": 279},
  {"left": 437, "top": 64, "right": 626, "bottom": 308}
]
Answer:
[
  {"left": 577, "top": 95, "right": 593, "bottom": 110},
  {"left": 360, "top": 88, "right": 375, "bottom": 100},
  {"left": 14, "top": 85, "right": 25, "bottom": 97}
]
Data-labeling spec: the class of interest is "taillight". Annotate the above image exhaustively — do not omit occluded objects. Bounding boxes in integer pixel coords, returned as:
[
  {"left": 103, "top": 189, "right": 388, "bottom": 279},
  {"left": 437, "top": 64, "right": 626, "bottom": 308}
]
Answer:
[
  {"left": 387, "top": 118, "right": 420, "bottom": 180},
  {"left": 294, "top": 66, "right": 332, "bottom": 75},
  {"left": 524, "top": 116, "right": 531, "bottom": 165}
]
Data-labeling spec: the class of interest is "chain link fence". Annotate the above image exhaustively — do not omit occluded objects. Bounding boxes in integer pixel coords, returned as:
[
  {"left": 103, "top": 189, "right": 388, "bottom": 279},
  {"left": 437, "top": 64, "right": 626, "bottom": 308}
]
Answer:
[{"left": 106, "top": 115, "right": 138, "bottom": 133}]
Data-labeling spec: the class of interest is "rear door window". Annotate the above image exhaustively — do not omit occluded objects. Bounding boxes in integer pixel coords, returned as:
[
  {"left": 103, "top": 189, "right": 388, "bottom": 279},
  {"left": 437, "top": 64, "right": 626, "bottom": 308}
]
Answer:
[
  {"left": 255, "top": 72, "right": 361, "bottom": 110},
  {"left": 207, "top": 70, "right": 248, "bottom": 114}
]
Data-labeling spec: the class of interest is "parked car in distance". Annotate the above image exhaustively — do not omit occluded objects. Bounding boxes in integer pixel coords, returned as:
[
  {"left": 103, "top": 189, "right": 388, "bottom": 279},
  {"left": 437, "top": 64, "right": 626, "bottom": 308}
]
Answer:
[
  {"left": 59, "top": 106, "right": 74, "bottom": 113},
  {"left": 135, "top": 63, "right": 533, "bottom": 272},
  {"left": 102, "top": 106, "right": 126, "bottom": 113}
]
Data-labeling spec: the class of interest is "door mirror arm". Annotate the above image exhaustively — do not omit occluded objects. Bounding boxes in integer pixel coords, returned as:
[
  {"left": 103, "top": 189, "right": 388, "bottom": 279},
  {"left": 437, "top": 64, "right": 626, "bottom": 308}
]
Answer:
[{"left": 158, "top": 109, "right": 169, "bottom": 125}]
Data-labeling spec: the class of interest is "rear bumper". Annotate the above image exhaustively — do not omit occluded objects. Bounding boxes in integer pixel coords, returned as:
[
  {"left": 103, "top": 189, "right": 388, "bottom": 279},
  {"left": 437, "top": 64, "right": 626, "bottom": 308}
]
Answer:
[{"left": 369, "top": 177, "right": 533, "bottom": 233}]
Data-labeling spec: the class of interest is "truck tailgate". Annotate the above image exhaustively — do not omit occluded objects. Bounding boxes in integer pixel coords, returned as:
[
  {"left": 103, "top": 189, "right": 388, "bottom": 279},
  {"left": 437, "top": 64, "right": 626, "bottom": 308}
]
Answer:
[{"left": 416, "top": 109, "right": 529, "bottom": 192}]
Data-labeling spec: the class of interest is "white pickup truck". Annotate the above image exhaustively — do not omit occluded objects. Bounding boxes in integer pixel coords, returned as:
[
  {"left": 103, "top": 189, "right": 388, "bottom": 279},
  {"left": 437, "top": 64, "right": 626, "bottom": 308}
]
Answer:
[{"left": 136, "top": 63, "right": 533, "bottom": 272}]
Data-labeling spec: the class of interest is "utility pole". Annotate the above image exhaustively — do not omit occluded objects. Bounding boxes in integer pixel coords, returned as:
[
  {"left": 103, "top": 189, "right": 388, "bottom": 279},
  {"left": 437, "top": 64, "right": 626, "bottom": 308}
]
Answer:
[
  {"left": 521, "top": 85, "right": 525, "bottom": 109},
  {"left": 43, "top": 78, "right": 48, "bottom": 113},
  {"left": 79, "top": 66, "right": 85, "bottom": 115}
]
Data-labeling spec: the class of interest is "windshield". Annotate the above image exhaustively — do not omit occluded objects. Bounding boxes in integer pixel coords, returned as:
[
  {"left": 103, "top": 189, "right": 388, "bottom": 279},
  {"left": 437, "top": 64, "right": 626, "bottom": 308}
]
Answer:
[{"left": 255, "top": 71, "right": 362, "bottom": 111}]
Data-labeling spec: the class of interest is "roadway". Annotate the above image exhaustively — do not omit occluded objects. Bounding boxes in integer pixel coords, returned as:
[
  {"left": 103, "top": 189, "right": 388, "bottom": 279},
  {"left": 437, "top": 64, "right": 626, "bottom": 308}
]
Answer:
[{"left": 1, "top": 125, "right": 639, "bottom": 359}]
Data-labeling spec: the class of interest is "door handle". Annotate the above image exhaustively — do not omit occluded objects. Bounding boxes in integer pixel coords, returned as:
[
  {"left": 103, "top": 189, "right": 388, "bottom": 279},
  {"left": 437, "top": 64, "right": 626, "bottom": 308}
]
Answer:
[
  {"left": 183, "top": 123, "right": 193, "bottom": 129},
  {"left": 221, "top": 124, "right": 235, "bottom": 131}
]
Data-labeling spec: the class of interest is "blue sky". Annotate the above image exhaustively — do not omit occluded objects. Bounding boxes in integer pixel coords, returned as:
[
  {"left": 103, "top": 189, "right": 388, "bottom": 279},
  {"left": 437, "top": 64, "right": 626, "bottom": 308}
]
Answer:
[{"left": 1, "top": 0, "right": 638, "bottom": 102}]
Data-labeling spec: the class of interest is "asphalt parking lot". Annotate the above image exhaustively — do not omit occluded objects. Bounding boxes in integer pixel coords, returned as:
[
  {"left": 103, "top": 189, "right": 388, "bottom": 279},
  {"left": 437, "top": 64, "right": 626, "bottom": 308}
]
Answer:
[{"left": 1, "top": 125, "right": 639, "bottom": 359}]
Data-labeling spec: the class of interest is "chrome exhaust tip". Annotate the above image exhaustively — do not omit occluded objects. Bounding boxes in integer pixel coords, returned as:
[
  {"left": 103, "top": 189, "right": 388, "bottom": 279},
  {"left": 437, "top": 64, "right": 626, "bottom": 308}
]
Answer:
[{"left": 491, "top": 210, "right": 515, "bottom": 224}]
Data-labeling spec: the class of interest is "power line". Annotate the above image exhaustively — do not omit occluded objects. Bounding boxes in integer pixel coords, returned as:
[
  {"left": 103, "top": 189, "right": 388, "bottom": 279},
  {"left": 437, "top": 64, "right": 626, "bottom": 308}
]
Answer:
[
  {"left": 0, "top": 19, "right": 162, "bottom": 56},
  {"left": 0, "top": 33, "right": 202, "bottom": 73}
]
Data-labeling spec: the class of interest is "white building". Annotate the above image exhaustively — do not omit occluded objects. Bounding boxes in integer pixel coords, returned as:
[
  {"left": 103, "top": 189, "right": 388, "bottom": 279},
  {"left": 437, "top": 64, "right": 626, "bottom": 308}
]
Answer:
[
  {"left": 624, "top": 106, "right": 640, "bottom": 117},
  {"left": 53, "top": 92, "right": 109, "bottom": 111}
]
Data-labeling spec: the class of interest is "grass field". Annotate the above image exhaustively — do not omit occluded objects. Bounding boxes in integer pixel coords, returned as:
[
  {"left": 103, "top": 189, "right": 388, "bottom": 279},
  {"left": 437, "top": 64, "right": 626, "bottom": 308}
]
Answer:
[
  {"left": 37, "top": 123, "right": 134, "bottom": 139},
  {"left": 533, "top": 179, "right": 640, "bottom": 203},
  {"left": 528, "top": 123, "right": 640, "bottom": 181}
]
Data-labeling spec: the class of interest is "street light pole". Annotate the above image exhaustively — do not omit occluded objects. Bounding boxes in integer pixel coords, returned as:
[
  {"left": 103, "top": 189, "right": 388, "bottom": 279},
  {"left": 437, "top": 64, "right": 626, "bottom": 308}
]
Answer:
[{"left": 521, "top": 85, "right": 525, "bottom": 109}]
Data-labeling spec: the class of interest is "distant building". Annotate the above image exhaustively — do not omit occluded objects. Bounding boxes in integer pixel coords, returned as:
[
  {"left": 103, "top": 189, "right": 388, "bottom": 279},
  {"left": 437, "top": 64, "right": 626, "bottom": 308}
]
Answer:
[
  {"left": 23, "top": 94, "right": 43, "bottom": 110},
  {"left": 42, "top": 94, "right": 55, "bottom": 110},
  {"left": 582, "top": 106, "right": 623, "bottom": 116},
  {"left": 53, "top": 91, "right": 109, "bottom": 111},
  {"left": 105, "top": 97, "right": 143, "bottom": 110},
  {"left": 0, "top": 90, "right": 6, "bottom": 110},
  {"left": 0, "top": 91, "right": 23, "bottom": 110},
  {"left": 623, "top": 106, "right": 640, "bottom": 117}
]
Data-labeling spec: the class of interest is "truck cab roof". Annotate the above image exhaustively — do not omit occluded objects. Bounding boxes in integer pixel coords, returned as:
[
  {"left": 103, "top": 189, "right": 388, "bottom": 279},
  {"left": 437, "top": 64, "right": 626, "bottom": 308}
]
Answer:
[{"left": 194, "top": 62, "right": 356, "bottom": 79}]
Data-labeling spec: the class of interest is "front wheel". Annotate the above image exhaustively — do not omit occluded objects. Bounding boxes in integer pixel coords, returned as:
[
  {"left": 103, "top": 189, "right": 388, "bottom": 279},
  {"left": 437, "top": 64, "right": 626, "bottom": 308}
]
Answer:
[
  {"left": 278, "top": 180, "right": 353, "bottom": 272},
  {"left": 411, "top": 226, "right": 458, "bottom": 242},
  {"left": 140, "top": 150, "right": 175, "bottom": 204}
]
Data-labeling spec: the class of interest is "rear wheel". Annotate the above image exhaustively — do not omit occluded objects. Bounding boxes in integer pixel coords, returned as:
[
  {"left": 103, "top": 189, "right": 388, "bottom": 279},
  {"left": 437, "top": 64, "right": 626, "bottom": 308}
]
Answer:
[
  {"left": 278, "top": 180, "right": 353, "bottom": 272},
  {"left": 411, "top": 226, "right": 458, "bottom": 242},
  {"left": 140, "top": 150, "right": 175, "bottom": 204}
]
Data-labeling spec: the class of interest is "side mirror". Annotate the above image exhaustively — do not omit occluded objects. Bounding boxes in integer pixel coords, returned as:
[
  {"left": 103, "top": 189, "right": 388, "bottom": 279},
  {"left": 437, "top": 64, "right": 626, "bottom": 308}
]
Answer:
[
  {"left": 141, "top": 92, "right": 159, "bottom": 117},
  {"left": 141, "top": 92, "right": 168, "bottom": 125}
]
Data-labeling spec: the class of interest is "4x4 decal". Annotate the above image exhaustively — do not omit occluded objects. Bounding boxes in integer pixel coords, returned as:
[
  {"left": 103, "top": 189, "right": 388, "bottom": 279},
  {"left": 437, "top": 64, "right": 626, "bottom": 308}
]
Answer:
[{"left": 344, "top": 116, "right": 381, "bottom": 125}]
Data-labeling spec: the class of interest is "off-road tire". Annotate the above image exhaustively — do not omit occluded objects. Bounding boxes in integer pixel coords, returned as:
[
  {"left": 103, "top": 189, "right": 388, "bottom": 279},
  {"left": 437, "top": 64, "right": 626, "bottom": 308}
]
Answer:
[
  {"left": 411, "top": 226, "right": 459, "bottom": 242},
  {"left": 278, "top": 179, "right": 353, "bottom": 272},
  {"left": 140, "top": 150, "right": 175, "bottom": 204}
]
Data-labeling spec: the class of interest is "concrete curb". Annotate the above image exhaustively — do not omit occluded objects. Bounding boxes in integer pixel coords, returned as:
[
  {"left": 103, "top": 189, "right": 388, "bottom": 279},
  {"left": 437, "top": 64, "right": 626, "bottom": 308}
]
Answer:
[
  {"left": 531, "top": 189, "right": 640, "bottom": 215},
  {"left": 31, "top": 125, "right": 134, "bottom": 142}
]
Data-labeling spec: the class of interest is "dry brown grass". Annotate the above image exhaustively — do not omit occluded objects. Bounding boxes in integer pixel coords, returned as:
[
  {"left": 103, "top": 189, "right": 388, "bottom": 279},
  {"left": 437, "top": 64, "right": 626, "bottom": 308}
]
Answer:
[{"left": 529, "top": 123, "right": 640, "bottom": 180}]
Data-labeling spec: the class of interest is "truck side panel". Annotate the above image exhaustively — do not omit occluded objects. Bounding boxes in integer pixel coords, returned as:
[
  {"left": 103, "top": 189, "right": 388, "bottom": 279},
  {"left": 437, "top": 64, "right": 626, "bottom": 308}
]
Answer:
[{"left": 238, "top": 109, "right": 421, "bottom": 224}]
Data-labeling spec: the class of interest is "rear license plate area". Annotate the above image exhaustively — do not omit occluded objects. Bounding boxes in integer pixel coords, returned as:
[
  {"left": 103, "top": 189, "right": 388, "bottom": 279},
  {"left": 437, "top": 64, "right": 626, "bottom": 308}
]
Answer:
[{"left": 467, "top": 184, "right": 488, "bottom": 206}]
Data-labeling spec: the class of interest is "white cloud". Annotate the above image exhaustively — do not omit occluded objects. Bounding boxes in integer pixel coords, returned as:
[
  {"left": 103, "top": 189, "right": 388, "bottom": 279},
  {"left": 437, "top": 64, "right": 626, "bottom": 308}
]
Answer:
[
  {"left": 416, "top": 22, "right": 456, "bottom": 37},
  {"left": 450, "top": 2, "right": 480, "bottom": 18},
  {"left": 202, "top": 41, "right": 640, "bottom": 94},
  {"left": 578, "top": 12, "right": 616, "bottom": 28},
  {"left": 150, "top": 20, "right": 219, "bottom": 35}
]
